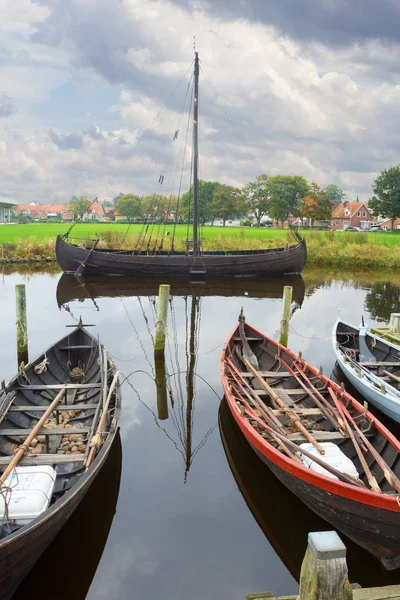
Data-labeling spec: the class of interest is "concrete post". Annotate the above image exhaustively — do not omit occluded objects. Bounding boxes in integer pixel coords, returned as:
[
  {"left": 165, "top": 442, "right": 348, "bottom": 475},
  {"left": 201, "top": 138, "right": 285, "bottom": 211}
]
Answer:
[
  {"left": 15, "top": 284, "right": 29, "bottom": 367},
  {"left": 154, "top": 284, "right": 170, "bottom": 356},
  {"left": 279, "top": 286, "right": 293, "bottom": 348},
  {"left": 298, "top": 531, "right": 353, "bottom": 600}
]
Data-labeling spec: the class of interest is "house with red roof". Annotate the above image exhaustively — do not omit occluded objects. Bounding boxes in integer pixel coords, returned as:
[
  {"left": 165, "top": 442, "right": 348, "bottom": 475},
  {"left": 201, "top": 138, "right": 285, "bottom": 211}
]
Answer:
[
  {"left": 331, "top": 201, "right": 374, "bottom": 230},
  {"left": 13, "top": 204, "right": 74, "bottom": 221},
  {"left": 83, "top": 200, "right": 106, "bottom": 221}
]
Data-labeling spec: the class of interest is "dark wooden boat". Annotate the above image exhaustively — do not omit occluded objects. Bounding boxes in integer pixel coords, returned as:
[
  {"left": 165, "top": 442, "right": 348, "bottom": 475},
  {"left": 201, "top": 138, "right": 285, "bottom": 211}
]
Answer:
[
  {"left": 13, "top": 431, "right": 122, "bottom": 600},
  {"left": 55, "top": 232, "right": 307, "bottom": 278},
  {"left": 55, "top": 272, "right": 306, "bottom": 307},
  {"left": 221, "top": 313, "right": 400, "bottom": 569},
  {"left": 333, "top": 317, "right": 400, "bottom": 424},
  {"left": 56, "top": 53, "right": 307, "bottom": 278},
  {"left": 0, "top": 321, "right": 121, "bottom": 600},
  {"left": 218, "top": 398, "right": 400, "bottom": 586}
]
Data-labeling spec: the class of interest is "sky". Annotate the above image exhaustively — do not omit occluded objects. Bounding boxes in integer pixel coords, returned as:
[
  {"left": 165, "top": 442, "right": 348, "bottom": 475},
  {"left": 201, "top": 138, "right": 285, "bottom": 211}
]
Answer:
[{"left": 1, "top": 0, "right": 400, "bottom": 203}]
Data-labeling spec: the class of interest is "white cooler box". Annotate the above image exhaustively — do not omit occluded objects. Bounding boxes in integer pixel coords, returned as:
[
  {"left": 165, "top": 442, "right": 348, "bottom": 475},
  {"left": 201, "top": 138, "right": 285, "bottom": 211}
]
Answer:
[
  {"left": 0, "top": 465, "right": 57, "bottom": 526},
  {"left": 298, "top": 442, "right": 359, "bottom": 481}
]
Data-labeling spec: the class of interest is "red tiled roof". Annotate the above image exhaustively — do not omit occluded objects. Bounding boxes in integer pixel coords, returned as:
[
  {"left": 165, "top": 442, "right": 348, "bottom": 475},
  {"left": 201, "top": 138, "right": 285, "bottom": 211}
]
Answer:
[{"left": 332, "top": 202, "right": 369, "bottom": 219}]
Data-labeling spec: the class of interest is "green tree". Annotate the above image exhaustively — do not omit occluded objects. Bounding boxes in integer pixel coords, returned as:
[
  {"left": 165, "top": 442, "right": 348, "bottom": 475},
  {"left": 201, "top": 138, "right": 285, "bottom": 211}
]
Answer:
[
  {"left": 324, "top": 184, "right": 346, "bottom": 202},
  {"left": 243, "top": 174, "right": 271, "bottom": 227},
  {"left": 180, "top": 180, "right": 220, "bottom": 225},
  {"left": 300, "top": 182, "right": 332, "bottom": 227},
  {"left": 370, "top": 165, "right": 400, "bottom": 229},
  {"left": 267, "top": 175, "right": 309, "bottom": 225},
  {"left": 210, "top": 184, "right": 246, "bottom": 226},
  {"left": 70, "top": 195, "right": 91, "bottom": 221},
  {"left": 115, "top": 194, "right": 143, "bottom": 222}
]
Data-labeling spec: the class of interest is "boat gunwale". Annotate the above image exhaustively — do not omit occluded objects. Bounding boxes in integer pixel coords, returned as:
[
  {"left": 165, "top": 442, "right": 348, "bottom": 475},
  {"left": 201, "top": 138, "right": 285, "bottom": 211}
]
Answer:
[
  {"left": 0, "top": 325, "right": 121, "bottom": 551},
  {"left": 221, "top": 321, "right": 400, "bottom": 512},
  {"left": 333, "top": 316, "right": 400, "bottom": 405}
]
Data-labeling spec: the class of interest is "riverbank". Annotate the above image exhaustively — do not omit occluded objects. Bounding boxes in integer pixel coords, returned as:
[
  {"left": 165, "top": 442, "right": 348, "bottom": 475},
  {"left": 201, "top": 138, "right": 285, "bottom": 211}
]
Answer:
[{"left": 1, "top": 224, "right": 399, "bottom": 269}]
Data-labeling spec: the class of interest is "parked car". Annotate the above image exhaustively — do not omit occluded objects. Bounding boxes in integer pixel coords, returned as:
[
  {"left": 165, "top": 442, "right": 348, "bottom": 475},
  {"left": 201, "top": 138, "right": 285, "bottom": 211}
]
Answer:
[{"left": 345, "top": 226, "right": 361, "bottom": 232}]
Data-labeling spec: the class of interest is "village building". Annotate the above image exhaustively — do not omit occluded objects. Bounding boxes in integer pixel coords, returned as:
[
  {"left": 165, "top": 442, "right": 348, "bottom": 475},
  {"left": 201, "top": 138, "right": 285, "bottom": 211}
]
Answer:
[
  {"left": 13, "top": 204, "right": 74, "bottom": 221},
  {"left": 0, "top": 197, "right": 18, "bottom": 223},
  {"left": 331, "top": 201, "right": 374, "bottom": 230},
  {"left": 82, "top": 200, "right": 106, "bottom": 221},
  {"left": 376, "top": 217, "right": 400, "bottom": 230}
]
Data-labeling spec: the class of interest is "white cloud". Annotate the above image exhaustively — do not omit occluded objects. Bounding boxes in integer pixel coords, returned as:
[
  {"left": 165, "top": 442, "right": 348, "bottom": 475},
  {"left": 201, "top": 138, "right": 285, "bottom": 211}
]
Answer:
[{"left": 2, "top": 0, "right": 400, "bottom": 202}]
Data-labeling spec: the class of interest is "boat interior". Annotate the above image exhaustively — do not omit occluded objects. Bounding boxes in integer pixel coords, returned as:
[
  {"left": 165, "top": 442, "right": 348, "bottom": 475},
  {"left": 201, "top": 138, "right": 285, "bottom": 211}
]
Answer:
[
  {"left": 225, "top": 321, "right": 400, "bottom": 495},
  {"left": 336, "top": 320, "right": 400, "bottom": 391},
  {"left": 0, "top": 327, "right": 118, "bottom": 540}
]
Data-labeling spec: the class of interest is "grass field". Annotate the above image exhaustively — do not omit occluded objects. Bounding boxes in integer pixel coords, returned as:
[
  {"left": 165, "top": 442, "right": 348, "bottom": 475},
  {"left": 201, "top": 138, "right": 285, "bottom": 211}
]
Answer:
[
  {"left": 1, "top": 223, "right": 400, "bottom": 269},
  {"left": 1, "top": 222, "right": 400, "bottom": 245}
]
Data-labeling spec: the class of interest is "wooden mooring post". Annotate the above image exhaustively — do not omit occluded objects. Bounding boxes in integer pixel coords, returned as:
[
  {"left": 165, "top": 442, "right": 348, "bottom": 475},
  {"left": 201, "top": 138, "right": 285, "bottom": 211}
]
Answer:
[
  {"left": 154, "top": 355, "right": 168, "bottom": 420},
  {"left": 279, "top": 285, "right": 293, "bottom": 348},
  {"left": 298, "top": 531, "right": 352, "bottom": 600},
  {"left": 154, "top": 284, "right": 170, "bottom": 357},
  {"left": 15, "top": 284, "right": 29, "bottom": 367}
]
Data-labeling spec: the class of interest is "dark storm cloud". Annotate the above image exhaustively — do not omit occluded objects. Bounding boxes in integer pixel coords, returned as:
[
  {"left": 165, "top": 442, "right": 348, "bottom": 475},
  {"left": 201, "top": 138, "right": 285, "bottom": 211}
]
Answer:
[
  {"left": 173, "top": 0, "right": 400, "bottom": 47},
  {"left": 0, "top": 93, "right": 16, "bottom": 118}
]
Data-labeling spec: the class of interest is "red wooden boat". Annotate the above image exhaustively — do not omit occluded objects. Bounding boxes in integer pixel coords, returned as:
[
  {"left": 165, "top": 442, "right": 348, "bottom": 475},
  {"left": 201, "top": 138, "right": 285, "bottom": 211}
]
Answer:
[{"left": 220, "top": 312, "right": 400, "bottom": 569}]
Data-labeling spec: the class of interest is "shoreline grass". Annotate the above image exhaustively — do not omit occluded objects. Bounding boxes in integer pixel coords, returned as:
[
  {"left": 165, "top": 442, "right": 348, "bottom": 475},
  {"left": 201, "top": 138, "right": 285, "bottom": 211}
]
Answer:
[{"left": 1, "top": 224, "right": 399, "bottom": 269}]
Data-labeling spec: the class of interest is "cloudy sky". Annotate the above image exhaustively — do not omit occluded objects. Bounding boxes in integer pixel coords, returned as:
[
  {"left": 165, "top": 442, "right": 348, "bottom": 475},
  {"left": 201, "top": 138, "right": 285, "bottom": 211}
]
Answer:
[{"left": 2, "top": 0, "right": 400, "bottom": 203}]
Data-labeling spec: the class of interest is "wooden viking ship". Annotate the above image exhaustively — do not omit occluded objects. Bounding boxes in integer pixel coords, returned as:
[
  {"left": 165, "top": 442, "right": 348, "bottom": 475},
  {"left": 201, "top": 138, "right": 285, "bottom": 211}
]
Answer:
[
  {"left": 0, "top": 321, "right": 121, "bottom": 599},
  {"left": 56, "top": 53, "right": 307, "bottom": 278},
  {"left": 220, "top": 311, "right": 400, "bottom": 569}
]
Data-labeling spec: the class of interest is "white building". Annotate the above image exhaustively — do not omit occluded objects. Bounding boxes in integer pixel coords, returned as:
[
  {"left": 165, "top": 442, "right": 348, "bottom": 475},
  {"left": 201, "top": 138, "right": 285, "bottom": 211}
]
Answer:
[{"left": 0, "top": 197, "right": 18, "bottom": 223}]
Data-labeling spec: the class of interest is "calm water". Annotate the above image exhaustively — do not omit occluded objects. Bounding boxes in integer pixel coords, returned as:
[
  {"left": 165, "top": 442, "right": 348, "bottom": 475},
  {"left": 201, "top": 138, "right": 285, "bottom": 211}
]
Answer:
[{"left": 0, "top": 267, "right": 399, "bottom": 599}]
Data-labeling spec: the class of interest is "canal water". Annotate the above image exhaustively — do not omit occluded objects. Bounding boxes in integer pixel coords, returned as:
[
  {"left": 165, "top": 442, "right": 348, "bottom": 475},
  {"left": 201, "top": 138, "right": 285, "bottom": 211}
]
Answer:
[{"left": 1, "top": 267, "right": 400, "bottom": 599}]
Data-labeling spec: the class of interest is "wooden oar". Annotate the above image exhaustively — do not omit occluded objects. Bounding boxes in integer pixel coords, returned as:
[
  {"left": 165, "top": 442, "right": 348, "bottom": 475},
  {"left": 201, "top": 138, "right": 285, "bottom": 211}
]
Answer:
[
  {"left": 0, "top": 388, "right": 66, "bottom": 482},
  {"left": 327, "top": 388, "right": 380, "bottom": 493},
  {"left": 229, "top": 386, "right": 365, "bottom": 488},
  {"left": 329, "top": 387, "right": 400, "bottom": 494},
  {"left": 230, "top": 385, "right": 301, "bottom": 463},
  {"left": 225, "top": 358, "right": 286, "bottom": 434},
  {"left": 85, "top": 371, "right": 119, "bottom": 468},
  {"left": 383, "top": 370, "right": 400, "bottom": 385},
  {"left": 280, "top": 357, "right": 344, "bottom": 432},
  {"left": 241, "top": 354, "right": 326, "bottom": 455}
]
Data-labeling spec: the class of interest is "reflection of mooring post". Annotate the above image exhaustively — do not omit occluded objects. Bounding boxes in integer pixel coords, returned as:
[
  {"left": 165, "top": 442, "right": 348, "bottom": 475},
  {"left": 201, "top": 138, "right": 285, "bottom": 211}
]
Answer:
[
  {"left": 154, "top": 355, "right": 168, "bottom": 420},
  {"left": 154, "top": 284, "right": 170, "bottom": 419},
  {"left": 154, "top": 284, "right": 170, "bottom": 356},
  {"left": 15, "top": 284, "right": 29, "bottom": 366},
  {"left": 279, "top": 285, "right": 293, "bottom": 348}
]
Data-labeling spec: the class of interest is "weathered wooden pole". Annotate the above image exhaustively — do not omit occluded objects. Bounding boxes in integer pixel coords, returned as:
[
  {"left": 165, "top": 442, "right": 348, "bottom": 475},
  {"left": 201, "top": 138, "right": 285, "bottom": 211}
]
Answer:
[
  {"left": 15, "top": 284, "right": 29, "bottom": 367},
  {"left": 279, "top": 285, "right": 293, "bottom": 348},
  {"left": 154, "top": 355, "right": 168, "bottom": 420},
  {"left": 299, "top": 531, "right": 353, "bottom": 600},
  {"left": 389, "top": 313, "right": 400, "bottom": 333},
  {"left": 154, "top": 284, "right": 170, "bottom": 357}
]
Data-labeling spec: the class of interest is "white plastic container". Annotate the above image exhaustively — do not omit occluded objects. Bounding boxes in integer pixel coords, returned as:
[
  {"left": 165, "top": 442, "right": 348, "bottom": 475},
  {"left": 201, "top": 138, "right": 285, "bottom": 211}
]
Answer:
[
  {"left": 0, "top": 465, "right": 57, "bottom": 526},
  {"left": 298, "top": 442, "right": 359, "bottom": 481}
]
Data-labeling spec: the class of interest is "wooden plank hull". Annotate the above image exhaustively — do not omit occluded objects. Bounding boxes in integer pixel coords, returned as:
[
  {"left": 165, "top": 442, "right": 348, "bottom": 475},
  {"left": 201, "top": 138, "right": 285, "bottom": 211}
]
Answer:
[
  {"left": 0, "top": 428, "right": 119, "bottom": 600},
  {"left": 56, "top": 234, "right": 307, "bottom": 277},
  {"left": 221, "top": 320, "right": 400, "bottom": 569},
  {"left": 253, "top": 446, "right": 400, "bottom": 569},
  {"left": 0, "top": 324, "right": 121, "bottom": 599},
  {"left": 333, "top": 318, "right": 400, "bottom": 424}
]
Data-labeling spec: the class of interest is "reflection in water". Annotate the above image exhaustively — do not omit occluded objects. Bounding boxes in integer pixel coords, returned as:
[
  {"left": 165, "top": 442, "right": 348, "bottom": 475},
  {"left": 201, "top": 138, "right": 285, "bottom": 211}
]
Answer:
[
  {"left": 218, "top": 399, "right": 400, "bottom": 588},
  {"left": 12, "top": 432, "right": 122, "bottom": 600},
  {"left": 56, "top": 273, "right": 306, "bottom": 307},
  {"left": 2, "top": 267, "right": 399, "bottom": 598},
  {"left": 364, "top": 282, "right": 400, "bottom": 323}
]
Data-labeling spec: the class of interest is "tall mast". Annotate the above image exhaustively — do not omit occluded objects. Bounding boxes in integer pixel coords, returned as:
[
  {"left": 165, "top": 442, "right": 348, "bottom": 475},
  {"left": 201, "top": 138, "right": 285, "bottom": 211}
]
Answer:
[{"left": 192, "top": 52, "right": 200, "bottom": 255}]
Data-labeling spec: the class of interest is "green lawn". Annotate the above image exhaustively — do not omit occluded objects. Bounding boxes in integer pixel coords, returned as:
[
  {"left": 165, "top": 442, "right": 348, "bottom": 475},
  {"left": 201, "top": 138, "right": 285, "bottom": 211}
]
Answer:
[{"left": 1, "top": 223, "right": 399, "bottom": 246}]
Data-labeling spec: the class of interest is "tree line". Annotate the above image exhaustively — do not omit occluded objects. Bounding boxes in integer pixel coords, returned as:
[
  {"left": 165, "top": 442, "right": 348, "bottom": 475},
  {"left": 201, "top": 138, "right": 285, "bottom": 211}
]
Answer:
[{"left": 69, "top": 178, "right": 344, "bottom": 226}]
